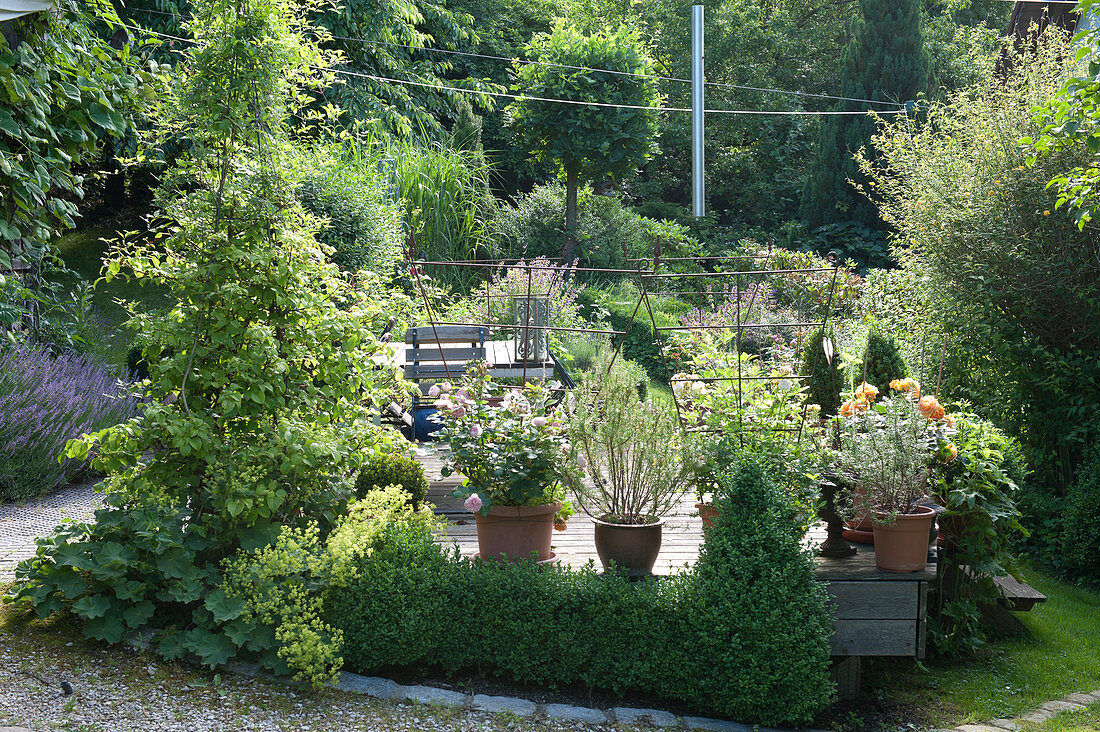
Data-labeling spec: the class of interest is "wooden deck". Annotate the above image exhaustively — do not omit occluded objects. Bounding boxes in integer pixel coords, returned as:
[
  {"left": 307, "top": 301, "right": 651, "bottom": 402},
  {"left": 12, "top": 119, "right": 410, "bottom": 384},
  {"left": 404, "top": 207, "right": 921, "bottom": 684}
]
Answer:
[{"left": 420, "top": 447, "right": 934, "bottom": 579}]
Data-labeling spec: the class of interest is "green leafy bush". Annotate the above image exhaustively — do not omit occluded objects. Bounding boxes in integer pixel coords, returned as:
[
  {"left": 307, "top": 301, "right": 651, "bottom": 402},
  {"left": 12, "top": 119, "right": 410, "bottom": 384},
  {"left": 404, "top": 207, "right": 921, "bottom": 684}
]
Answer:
[
  {"left": 328, "top": 454, "right": 833, "bottom": 726},
  {"left": 496, "top": 183, "right": 696, "bottom": 273},
  {"left": 801, "top": 327, "right": 843, "bottom": 417},
  {"left": 1064, "top": 442, "right": 1100, "bottom": 578},
  {"left": 577, "top": 283, "right": 678, "bottom": 381},
  {"left": 930, "top": 414, "right": 1028, "bottom": 654},
  {"left": 860, "top": 35, "right": 1100, "bottom": 505},
  {"left": 857, "top": 322, "right": 908, "bottom": 393},
  {"left": 354, "top": 452, "right": 429, "bottom": 509},
  {"left": 4, "top": 0, "right": 397, "bottom": 675},
  {"left": 296, "top": 145, "right": 403, "bottom": 277}
]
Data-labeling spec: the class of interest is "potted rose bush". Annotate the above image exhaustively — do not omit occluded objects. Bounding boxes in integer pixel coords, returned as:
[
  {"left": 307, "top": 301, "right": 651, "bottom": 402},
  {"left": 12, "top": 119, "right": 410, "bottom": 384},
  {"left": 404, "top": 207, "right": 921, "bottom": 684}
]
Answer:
[
  {"left": 562, "top": 357, "right": 697, "bottom": 576},
  {"left": 436, "top": 362, "right": 573, "bottom": 563},
  {"left": 836, "top": 379, "right": 956, "bottom": 572}
]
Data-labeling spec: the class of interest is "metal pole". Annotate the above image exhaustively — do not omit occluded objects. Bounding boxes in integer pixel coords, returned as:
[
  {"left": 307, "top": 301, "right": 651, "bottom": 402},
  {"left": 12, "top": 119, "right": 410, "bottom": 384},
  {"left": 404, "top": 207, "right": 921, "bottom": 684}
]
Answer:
[{"left": 691, "top": 3, "right": 705, "bottom": 219}]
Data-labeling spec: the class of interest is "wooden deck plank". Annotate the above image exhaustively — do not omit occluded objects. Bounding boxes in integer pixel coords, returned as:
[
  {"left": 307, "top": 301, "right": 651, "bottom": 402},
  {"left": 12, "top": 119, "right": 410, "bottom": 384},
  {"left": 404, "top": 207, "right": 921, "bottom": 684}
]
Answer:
[{"left": 416, "top": 446, "right": 936, "bottom": 581}]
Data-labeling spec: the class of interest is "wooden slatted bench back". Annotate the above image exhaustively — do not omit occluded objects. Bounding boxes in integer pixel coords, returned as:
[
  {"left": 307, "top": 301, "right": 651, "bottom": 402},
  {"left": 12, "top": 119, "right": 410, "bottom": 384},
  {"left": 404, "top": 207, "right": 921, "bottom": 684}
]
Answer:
[{"left": 404, "top": 325, "right": 487, "bottom": 386}]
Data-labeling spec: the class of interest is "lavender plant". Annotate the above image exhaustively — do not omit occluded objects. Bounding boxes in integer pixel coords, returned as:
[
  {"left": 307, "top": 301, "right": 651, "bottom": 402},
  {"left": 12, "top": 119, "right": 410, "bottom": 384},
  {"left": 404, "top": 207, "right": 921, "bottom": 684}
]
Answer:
[{"left": 0, "top": 342, "right": 139, "bottom": 502}]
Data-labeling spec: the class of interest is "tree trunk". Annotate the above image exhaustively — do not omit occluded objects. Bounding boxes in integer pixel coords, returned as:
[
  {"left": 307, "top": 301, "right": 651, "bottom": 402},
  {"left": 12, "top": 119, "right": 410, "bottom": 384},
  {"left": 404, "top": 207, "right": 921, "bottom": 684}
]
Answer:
[{"left": 562, "top": 166, "right": 578, "bottom": 262}]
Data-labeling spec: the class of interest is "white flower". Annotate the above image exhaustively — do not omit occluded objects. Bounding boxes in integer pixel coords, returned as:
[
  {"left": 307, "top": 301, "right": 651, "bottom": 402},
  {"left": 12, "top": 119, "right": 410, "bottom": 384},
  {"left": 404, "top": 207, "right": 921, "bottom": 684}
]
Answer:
[{"left": 777, "top": 378, "right": 794, "bottom": 391}]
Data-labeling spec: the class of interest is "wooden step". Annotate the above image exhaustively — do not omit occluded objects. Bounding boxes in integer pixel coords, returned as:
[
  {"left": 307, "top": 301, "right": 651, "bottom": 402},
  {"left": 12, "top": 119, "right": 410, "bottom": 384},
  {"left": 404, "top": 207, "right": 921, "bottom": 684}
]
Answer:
[{"left": 992, "top": 574, "right": 1047, "bottom": 612}]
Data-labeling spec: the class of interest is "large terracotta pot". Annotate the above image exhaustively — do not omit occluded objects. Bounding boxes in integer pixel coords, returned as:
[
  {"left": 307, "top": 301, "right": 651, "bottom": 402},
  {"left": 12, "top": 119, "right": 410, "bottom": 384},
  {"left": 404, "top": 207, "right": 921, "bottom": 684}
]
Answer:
[
  {"left": 475, "top": 501, "right": 560, "bottom": 564},
  {"left": 872, "top": 505, "right": 936, "bottom": 573},
  {"left": 592, "top": 516, "right": 664, "bottom": 577}
]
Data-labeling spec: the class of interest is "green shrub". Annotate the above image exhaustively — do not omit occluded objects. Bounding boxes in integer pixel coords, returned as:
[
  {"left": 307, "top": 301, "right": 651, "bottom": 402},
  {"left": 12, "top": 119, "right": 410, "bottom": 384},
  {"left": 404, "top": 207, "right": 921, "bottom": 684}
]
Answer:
[
  {"left": 858, "top": 322, "right": 908, "bottom": 392},
  {"left": 1064, "top": 442, "right": 1100, "bottom": 578},
  {"left": 578, "top": 283, "right": 678, "bottom": 381},
  {"left": 327, "top": 454, "right": 833, "bottom": 726},
  {"left": 354, "top": 451, "right": 429, "bottom": 509},
  {"left": 496, "top": 183, "right": 696, "bottom": 274},
  {"left": 861, "top": 34, "right": 1100, "bottom": 504},
  {"left": 296, "top": 146, "right": 403, "bottom": 277},
  {"left": 930, "top": 414, "right": 1027, "bottom": 654},
  {"left": 800, "top": 327, "right": 842, "bottom": 417}
]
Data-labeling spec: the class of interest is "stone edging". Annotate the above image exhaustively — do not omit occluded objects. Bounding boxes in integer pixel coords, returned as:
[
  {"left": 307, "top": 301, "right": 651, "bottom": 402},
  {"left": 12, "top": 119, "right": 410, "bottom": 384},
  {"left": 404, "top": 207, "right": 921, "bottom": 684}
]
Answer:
[
  {"left": 334, "top": 671, "right": 829, "bottom": 732},
  {"left": 949, "top": 688, "right": 1100, "bottom": 731}
]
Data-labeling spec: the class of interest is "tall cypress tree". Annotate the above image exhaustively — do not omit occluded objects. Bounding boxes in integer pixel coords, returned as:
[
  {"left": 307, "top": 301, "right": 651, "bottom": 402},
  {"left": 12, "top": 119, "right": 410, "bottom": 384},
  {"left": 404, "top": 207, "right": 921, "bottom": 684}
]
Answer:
[{"left": 801, "top": 0, "right": 936, "bottom": 245}]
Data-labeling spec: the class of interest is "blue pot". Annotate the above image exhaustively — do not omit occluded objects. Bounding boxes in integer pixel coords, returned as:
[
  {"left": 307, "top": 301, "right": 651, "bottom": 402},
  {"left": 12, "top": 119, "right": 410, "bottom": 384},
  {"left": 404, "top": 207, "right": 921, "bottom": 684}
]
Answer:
[{"left": 413, "top": 405, "right": 445, "bottom": 442}]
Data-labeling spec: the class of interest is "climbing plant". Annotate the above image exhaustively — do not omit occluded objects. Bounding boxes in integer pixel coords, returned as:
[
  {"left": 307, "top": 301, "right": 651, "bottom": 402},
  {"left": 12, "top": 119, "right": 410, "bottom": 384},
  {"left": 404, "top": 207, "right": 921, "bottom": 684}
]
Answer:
[{"left": 0, "top": 0, "right": 161, "bottom": 326}]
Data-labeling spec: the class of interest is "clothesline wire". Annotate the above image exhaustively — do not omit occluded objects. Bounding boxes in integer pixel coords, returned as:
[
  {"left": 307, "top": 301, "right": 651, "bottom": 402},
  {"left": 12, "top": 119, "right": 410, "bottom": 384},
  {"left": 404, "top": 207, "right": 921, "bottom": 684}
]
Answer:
[{"left": 125, "top": 6, "right": 910, "bottom": 109}]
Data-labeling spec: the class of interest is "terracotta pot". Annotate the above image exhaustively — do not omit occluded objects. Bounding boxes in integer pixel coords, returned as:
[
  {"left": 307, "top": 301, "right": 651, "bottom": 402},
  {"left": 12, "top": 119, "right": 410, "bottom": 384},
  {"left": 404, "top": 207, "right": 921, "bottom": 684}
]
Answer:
[
  {"left": 871, "top": 505, "right": 936, "bottom": 573},
  {"left": 474, "top": 501, "right": 560, "bottom": 564},
  {"left": 592, "top": 516, "right": 664, "bottom": 577},
  {"left": 695, "top": 502, "right": 718, "bottom": 529}
]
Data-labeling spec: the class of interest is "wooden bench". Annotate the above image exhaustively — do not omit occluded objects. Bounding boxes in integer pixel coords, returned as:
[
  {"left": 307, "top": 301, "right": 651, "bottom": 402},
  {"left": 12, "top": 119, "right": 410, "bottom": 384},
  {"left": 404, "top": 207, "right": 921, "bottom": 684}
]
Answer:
[{"left": 992, "top": 574, "right": 1047, "bottom": 611}]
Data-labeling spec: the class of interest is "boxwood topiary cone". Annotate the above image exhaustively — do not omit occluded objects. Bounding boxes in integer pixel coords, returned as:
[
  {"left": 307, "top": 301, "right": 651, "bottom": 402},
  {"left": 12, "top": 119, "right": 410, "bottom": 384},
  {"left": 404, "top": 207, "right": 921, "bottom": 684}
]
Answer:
[
  {"left": 801, "top": 327, "right": 842, "bottom": 417},
  {"left": 859, "top": 323, "right": 907, "bottom": 394}
]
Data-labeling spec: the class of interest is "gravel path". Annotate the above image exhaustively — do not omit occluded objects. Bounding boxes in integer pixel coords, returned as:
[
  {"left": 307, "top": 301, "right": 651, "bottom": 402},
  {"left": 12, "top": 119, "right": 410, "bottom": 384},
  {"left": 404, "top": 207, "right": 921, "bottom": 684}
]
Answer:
[
  {"left": 0, "top": 482, "right": 100, "bottom": 581},
  {"left": 0, "top": 614, "right": 621, "bottom": 732}
]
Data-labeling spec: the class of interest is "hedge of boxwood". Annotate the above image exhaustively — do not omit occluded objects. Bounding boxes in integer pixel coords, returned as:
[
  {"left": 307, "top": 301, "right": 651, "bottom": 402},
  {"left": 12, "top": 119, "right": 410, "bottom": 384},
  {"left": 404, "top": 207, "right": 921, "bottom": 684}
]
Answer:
[{"left": 326, "top": 457, "right": 835, "bottom": 726}]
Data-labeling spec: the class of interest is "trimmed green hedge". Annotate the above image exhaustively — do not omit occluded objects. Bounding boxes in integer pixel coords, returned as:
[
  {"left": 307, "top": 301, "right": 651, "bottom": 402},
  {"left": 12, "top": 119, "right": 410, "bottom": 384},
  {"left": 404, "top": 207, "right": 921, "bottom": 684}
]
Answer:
[{"left": 326, "top": 456, "right": 834, "bottom": 726}]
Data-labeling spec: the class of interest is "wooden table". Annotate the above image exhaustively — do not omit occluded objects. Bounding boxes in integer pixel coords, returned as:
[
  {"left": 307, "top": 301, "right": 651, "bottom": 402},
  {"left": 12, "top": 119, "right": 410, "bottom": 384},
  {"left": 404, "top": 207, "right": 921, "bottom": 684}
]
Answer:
[{"left": 376, "top": 340, "right": 556, "bottom": 381}]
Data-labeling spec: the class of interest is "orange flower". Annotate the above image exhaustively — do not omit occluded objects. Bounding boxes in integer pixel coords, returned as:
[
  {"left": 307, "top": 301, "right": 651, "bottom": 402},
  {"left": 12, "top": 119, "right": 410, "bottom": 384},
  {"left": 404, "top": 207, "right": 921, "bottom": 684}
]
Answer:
[
  {"left": 943, "top": 413, "right": 956, "bottom": 428},
  {"left": 943, "top": 443, "right": 958, "bottom": 462},
  {"left": 919, "top": 395, "right": 945, "bottom": 420},
  {"left": 839, "top": 400, "right": 855, "bottom": 417},
  {"left": 890, "top": 377, "right": 921, "bottom": 396},
  {"left": 855, "top": 382, "right": 879, "bottom": 402}
]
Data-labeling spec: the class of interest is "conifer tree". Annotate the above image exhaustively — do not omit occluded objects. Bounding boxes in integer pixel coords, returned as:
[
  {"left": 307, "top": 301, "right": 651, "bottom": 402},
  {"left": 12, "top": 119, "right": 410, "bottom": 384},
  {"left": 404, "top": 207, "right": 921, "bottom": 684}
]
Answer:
[{"left": 801, "top": 0, "right": 936, "bottom": 254}]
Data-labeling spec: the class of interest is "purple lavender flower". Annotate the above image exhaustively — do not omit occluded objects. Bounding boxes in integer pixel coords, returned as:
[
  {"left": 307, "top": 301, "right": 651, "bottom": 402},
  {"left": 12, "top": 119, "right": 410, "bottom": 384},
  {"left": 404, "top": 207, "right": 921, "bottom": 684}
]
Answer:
[{"left": 0, "top": 342, "right": 140, "bottom": 502}]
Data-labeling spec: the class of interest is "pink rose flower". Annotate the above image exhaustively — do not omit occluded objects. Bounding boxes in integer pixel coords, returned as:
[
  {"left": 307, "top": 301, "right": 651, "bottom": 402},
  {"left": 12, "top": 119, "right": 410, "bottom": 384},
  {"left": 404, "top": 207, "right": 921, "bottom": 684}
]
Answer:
[
  {"left": 464, "top": 494, "right": 482, "bottom": 513},
  {"left": 428, "top": 384, "right": 440, "bottom": 398},
  {"left": 450, "top": 405, "right": 466, "bottom": 419},
  {"left": 532, "top": 416, "right": 548, "bottom": 428},
  {"left": 441, "top": 382, "right": 452, "bottom": 393},
  {"left": 469, "top": 424, "right": 483, "bottom": 438}
]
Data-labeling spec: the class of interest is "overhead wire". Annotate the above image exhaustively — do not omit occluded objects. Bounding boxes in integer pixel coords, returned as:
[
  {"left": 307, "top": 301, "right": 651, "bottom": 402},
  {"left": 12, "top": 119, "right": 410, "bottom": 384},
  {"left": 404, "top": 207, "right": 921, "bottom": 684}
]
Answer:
[
  {"left": 113, "top": 19, "right": 907, "bottom": 116},
  {"left": 125, "top": 6, "right": 909, "bottom": 109}
]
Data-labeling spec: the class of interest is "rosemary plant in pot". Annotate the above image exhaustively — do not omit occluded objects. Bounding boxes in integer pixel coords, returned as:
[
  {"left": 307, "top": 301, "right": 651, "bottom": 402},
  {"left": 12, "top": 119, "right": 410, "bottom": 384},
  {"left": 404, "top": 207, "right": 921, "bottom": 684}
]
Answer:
[
  {"left": 836, "top": 380, "right": 955, "bottom": 572},
  {"left": 438, "top": 362, "right": 573, "bottom": 564},
  {"left": 563, "top": 358, "right": 696, "bottom": 576}
]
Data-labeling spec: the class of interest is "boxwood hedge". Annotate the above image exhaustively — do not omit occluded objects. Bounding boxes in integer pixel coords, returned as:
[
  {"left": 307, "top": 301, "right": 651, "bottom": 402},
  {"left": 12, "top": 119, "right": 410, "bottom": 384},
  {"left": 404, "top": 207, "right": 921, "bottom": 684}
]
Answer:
[{"left": 326, "top": 456, "right": 834, "bottom": 726}]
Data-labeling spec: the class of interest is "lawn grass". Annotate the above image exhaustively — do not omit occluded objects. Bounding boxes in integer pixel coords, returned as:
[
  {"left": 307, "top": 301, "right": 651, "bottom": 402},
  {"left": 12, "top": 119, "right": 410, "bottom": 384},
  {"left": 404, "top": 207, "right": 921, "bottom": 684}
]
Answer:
[
  {"left": 51, "top": 222, "right": 171, "bottom": 366},
  {"left": 866, "top": 565, "right": 1100, "bottom": 726}
]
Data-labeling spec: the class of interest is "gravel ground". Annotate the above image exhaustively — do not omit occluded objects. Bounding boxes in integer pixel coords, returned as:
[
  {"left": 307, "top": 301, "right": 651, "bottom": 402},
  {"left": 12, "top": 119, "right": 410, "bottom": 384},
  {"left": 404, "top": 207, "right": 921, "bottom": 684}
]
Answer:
[{"left": 0, "top": 599, "right": 638, "bottom": 732}]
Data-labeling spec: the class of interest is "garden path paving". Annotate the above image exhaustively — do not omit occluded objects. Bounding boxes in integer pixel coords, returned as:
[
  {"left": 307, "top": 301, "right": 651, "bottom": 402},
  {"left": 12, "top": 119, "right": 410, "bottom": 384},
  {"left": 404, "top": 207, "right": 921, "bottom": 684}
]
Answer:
[{"left": 0, "top": 481, "right": 99, "bottom": 581}]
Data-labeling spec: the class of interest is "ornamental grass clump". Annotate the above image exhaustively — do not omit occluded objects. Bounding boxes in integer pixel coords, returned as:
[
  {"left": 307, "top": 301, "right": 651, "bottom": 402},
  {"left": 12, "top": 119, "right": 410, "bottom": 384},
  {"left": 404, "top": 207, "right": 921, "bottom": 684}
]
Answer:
[{"left": 0, "top": 343, "right": 139, "bottom": 502}]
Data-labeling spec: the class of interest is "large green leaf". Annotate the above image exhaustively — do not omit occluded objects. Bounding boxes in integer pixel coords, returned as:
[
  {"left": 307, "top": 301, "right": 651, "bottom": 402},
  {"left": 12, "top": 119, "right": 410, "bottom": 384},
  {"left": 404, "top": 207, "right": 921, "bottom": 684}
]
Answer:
[
  {"left": 204, "top": 590, "right": 246, "bottom": 623},
  {"left": 73, "top": 594, "right": 111, "bottom": 619},
  {"left": 185, "top": 628, "right": 236, "bottom": 668},
  {"left": 84, "top": 615, "right": 126, "bottom": 643}
]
